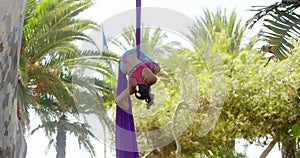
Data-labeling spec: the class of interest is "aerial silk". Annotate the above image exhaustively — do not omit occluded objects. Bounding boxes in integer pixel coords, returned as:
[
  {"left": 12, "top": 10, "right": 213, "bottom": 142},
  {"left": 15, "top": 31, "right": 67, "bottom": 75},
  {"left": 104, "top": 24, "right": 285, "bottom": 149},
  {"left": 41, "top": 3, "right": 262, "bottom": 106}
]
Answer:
[{"left": 115, "top": 0, "right": 141, "bottom": 157}]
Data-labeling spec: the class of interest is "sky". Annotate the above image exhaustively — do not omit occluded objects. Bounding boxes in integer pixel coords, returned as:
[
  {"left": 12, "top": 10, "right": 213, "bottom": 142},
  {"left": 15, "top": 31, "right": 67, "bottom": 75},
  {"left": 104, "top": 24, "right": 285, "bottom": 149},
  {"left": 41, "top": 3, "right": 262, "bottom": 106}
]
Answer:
[{"left": 27, "top": 0, "right": 282, "bottom": 158}]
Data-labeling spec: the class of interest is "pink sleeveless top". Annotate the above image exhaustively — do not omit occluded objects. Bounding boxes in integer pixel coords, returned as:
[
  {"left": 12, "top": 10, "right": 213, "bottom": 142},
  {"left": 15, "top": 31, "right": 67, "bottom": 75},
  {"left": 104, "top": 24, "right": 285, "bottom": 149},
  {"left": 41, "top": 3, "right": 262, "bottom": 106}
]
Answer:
[{"left": 129, "top": 64, "right": 147, "bottom": 84}]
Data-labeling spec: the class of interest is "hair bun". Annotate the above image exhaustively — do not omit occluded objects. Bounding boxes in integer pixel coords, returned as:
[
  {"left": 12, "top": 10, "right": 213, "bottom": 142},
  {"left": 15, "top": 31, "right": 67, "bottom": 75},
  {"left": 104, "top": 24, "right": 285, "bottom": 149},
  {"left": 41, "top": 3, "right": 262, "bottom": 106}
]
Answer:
[{"left": 134, "top": 84, "right": 151, "bottom": 103}]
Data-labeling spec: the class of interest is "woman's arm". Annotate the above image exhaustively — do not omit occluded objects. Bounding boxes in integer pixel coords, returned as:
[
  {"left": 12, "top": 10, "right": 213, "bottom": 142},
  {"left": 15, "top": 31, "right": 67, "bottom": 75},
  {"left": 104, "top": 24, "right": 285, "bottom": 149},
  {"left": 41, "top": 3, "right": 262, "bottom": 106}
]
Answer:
[{"left": 128, "top": 78, "right": 137, "bottom": 95}]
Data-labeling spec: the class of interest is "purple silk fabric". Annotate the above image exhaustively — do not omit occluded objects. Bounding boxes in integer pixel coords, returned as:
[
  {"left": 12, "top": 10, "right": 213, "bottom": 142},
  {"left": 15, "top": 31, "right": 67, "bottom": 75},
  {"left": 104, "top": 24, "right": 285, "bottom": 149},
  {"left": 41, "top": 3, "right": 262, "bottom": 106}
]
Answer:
[
  {"left": 116, "top": 0, "right": 141, "bottom": 157},
  {"left": 116, "top": 65, "right": 139, "bottom": 158},
  {"left": 136, "top": 0, "right": 141, "bottom": 58}
]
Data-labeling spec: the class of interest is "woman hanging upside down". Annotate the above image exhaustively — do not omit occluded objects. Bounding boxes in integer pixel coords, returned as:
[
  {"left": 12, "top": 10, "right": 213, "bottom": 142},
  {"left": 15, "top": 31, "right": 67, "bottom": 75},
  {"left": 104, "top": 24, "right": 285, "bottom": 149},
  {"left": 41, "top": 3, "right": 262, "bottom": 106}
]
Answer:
[{"left": 115, "top": 49, "right": 160, "bottom": 111}]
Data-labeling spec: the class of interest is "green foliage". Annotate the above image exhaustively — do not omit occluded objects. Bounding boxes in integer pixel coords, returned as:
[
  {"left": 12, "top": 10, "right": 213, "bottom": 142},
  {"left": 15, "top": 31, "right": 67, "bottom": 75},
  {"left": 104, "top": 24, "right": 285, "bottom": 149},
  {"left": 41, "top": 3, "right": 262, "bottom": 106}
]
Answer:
[
  {"left": 135, "top": 8, "right": 300, "bottom": 158},
  {"left": 291, "top": 123, "right": 300, "bottom": 138},
  {"left": 173, "top": 41, "right": 300, "bottom": 157},
  {"left": 248, "top": 1, "right": 300, "bottom": 60}
]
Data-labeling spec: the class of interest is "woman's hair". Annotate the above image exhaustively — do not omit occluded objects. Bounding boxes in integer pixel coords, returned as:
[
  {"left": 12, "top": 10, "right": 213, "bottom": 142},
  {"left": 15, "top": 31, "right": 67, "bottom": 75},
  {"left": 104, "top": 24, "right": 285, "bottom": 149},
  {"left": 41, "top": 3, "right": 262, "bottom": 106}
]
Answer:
[{"left": 134, "top": 84, "right": 151, "bottom": 103}]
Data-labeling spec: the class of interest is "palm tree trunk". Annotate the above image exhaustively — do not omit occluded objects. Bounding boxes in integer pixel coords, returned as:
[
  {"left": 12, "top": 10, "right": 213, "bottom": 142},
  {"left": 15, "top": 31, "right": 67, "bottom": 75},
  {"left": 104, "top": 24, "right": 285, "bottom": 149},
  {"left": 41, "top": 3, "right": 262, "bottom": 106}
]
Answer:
[
  {"left": 56, "top": 115, "right": 67, "bottom": 158},
  {"left": 0, "top": 0, "right": 27, "bottom": 157},
  {"left": 104, "top": 126, "right": 107, "bottom": 158},
  {"left": 281, "top": 138, "right": 297, "bottom": 158}
]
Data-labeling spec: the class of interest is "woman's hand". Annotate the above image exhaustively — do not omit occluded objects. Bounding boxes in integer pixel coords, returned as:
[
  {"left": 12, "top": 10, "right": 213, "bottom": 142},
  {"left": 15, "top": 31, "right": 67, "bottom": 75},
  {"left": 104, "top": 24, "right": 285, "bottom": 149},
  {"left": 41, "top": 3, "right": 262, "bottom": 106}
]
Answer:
[
  {"left": 150, "top": 93, "right": 155, "bottom": 100},
  {"left": 146, "top": 93, "right": 155, "bottom": 109}
]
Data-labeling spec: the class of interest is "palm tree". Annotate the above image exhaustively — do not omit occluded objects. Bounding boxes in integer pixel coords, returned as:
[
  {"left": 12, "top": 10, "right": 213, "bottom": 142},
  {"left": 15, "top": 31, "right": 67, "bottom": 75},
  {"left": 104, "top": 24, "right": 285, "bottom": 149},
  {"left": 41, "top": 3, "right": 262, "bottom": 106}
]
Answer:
[
  {"left": 28, "top": 56, "right": 117, "bottom": 158},
  {"left": 111, "top": 25, "right": 181, "bottom": 56},
  {"left": 185, "top": 8, "right": 247, "bottom": 82},
  {"left": 187, "top": 8, "right": 246, "bottom": 54},
  {"left": 19, "top": 0, "right": 98, "bottom": 126},
  {"left": 20, "top": 0, "right": 118, "bottom": 157},
  {"left": 30, "top": 112, "right": 97, "bottom": 158},
  {"left": 247, "top": 0, "right": 300, "bottom": 60}
]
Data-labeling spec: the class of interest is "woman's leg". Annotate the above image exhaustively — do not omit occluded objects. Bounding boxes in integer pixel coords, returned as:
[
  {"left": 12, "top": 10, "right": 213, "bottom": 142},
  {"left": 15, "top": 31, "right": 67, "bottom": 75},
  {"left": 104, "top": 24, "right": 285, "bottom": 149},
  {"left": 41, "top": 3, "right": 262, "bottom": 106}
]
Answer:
[
  {"left": 115, "top": 86, "right": 130, "bottom": 111},
  {"left": 123, "top": 54, "right": 142, "bottom": 73}
]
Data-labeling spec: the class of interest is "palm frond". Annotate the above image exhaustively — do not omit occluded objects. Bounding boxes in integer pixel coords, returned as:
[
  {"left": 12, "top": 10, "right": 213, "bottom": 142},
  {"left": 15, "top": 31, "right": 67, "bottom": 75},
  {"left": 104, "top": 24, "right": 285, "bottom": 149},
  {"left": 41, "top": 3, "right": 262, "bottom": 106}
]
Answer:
[
  {"left": 110, "top": 25, "right": 181, "bottom": 56},
  {"left": 187, "top": 9, "right": 245, "bottom": 53},
  {"left": 64, "top": 122, "right": 97, "bottom": 157},
  {"left": 24, "top": 0, "right": 38, "bottom": 27},
  {"left": 45, "top": 139, "right": 55, "bottom": 155},
  {"left": 78, "top": 139, "right": 96, "bottom": 158},
  {"left": 28, "top": 65, "right": 77, "bottom": 114},
  {"left": 62, "top": 50, "right": 119, "bottom": 65},
  {"left": 247, "top": 1, "right": 300, "bottom": 60},
  {"left": 17, "top": 80, "right": 31, "bottom": 128},
  {"left": 261, "top": 11, "right": 299, "bottom": 60},
  {"left": 23, "top": 0, "right": 97, "bottom": 62},
  {"left": 29, "top": 121, "right": 57, "bottom": 137},
  {"left": 63, "top": 76, "right": 115, "bottom": 133},
  {"left": 31, "top": 31, "right": 95, "bottom": 61},
  {"left": 247, "top": 0, "right": 300, "bottom": 29}
]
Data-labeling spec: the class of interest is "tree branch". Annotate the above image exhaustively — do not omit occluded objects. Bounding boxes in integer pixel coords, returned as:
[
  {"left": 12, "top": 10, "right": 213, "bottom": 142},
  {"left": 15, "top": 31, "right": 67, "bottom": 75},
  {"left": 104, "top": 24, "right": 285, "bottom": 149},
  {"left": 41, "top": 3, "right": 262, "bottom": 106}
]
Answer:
[{"left": 259, "top": 139, "right": 277, "bottom": 158}]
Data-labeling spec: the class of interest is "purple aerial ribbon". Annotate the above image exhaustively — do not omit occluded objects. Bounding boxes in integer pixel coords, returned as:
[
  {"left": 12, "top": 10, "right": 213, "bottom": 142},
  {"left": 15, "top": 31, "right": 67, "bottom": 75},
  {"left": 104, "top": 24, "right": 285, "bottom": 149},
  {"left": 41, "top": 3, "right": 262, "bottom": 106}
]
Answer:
[
  {"left": 136, "top": 0, "right": 141, "bottom": 58},
  {"left": 115, "top": 66, "right": 139, "bottom": 157},
  {"left": 115, "top": 0, "right": 141, "bottom": 157}
]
